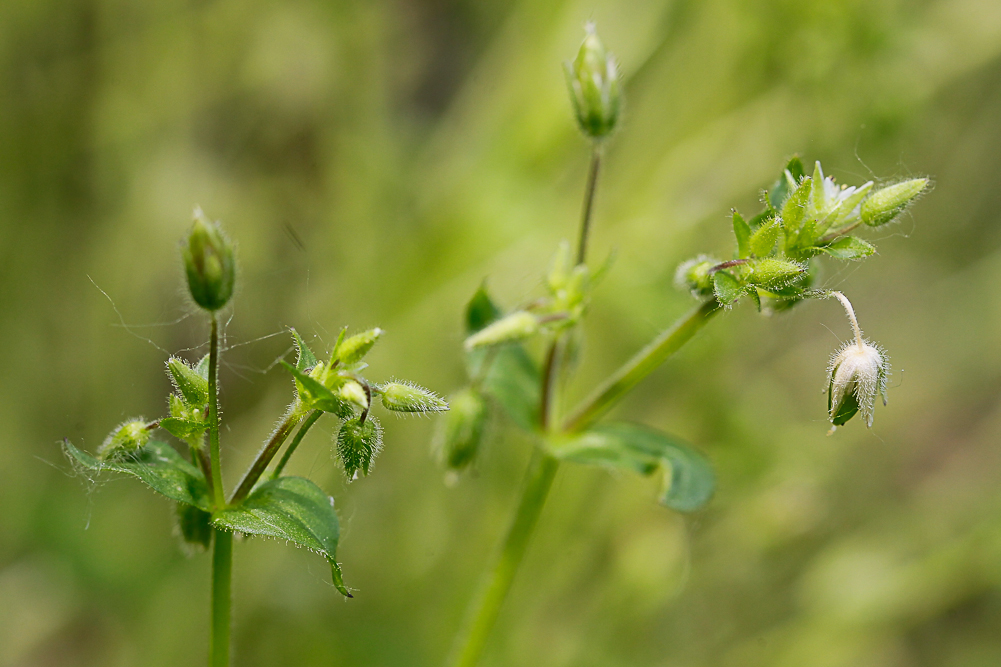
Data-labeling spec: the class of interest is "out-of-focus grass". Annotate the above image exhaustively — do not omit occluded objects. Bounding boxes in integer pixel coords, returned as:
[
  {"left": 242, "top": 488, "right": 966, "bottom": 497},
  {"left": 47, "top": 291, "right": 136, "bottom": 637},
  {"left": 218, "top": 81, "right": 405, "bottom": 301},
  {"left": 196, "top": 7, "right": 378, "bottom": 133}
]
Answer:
[{"left": 2, "top": 0, "right": 1001, "bottom": 665}]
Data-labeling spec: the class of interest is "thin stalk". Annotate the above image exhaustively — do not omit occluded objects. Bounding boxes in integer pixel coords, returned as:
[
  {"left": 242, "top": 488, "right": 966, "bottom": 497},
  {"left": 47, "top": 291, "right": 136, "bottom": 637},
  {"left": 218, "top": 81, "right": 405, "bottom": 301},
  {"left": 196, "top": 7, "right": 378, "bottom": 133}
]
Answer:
[
  {"left": 447, "top": 450, "right": 559, "bottom": 667},
  {"left": 207, "top": 314, "right": 225, "bottom": 509},
  {"left": 829, "top": 291, "right": 864, "bottom": 348},
  {"left": 576, "top": 146, "right": 602, "bottom": 265},
  {"left": 210, "top": 528, "right": 233, "bottom": 667},
  {"left": 271, "top": 410, "right": 323, "bottom": 480},
  {"left": 562, "top": 299, "right": 721, "bottom": 433},
  {"left": 230, "top": 407, "right": 301, "bottom": 504}
]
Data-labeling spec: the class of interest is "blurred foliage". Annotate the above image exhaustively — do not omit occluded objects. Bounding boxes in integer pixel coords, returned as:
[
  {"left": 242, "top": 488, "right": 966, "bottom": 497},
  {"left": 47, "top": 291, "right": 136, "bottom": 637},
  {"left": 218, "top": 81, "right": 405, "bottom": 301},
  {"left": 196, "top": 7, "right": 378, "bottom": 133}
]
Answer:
[{"left": 2, "top": 0, "right": 1001, "bottom": 665}]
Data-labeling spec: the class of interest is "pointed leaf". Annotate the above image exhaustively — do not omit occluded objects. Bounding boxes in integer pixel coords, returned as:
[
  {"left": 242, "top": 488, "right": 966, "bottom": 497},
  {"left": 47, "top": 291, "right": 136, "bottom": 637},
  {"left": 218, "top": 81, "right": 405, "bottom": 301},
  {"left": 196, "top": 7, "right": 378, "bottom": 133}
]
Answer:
[
  {"left": 466, "top": 283, "right": 502, "bottom": 335},
  {"left": 749, "top": 221, "right": 779, "bottom": 257},
  {"left": 822, "top": 236, "right": 876, "bottom": 260},
  {"left": 780, "top": 176, "right": 812, "bottom": 236},
  {"left": 63, "top": 440, "right": 211, "bottom": 511},
  {"left": 160, "top": 416, "right": 207, "bottom": 440},
  {"left": 483, "top": 344, "right": 540, "bottom": 431},
  {"left": 213, "top": 476, "right": 350, "bottom": 596},
  {"left": 549, "top": 422, "right": 715, "bottom": 511},
  {"left": 769, "top": 156, "right": 805, "bottom": 208},
  {"left": 713, "top": 271, "right": 745, "bottom": 305},
  {"left": 289, "top": 328, "right": 318, "bottom": 372},
  {"left": 732, "top": 210, "right": 751, "bottom": 258}
]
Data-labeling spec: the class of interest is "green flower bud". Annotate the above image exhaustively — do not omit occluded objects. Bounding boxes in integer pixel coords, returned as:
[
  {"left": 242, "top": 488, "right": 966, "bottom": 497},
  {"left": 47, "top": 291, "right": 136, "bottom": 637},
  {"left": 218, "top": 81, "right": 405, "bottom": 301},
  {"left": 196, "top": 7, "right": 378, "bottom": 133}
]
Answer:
[
  {"left": 335, "top": 416, "right": 383, "bottom": 480},
  {"left": 674, "top": 255, "right": 719, "bottom": 297},
  {"left": 434, "top": 387, "right": 487, "bottom": 471},
  {"left": 464, "top": 311, "right": 539, "bottom": 350},
  {"left": 337, "top": 379, "right": 369, "bottom": 410},
  {"left": 564, "top": 23, "right": 621, "bottom": 139},
  {"left": 748, "top": 258, "right": 805, "bottom": 288},
  {"left": 166, "top": 356, "right": 209, "bottom": 406},
  {"left": 182, "top": 207, "right": 235, "bottom": 311},
  {"left": 98, "top": 419, "right": 152, "bottom": 459},
  {"left": 380, "top": 381, "right": 448, "bottom": 414},
  {"left": 861, "top": 178, "right": 929, "bottom": 227},
  {"left": 336, "top": 328, "right": 383, "bottom": 365}
]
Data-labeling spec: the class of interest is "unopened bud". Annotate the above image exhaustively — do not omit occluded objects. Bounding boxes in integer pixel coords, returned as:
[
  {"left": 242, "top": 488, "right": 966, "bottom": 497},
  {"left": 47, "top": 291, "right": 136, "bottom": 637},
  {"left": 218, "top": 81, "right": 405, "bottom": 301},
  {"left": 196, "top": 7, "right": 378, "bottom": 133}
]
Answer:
[
  {"left": 335, "top": 416, "right": 383, "bottom": 480},
  {"left": 166, "top": 357, "right": 209, "bottom": 406},
  {"left": 826, "top": 292, "right": 890, "bottom": 428},
  {"left": 182, "top": 207, "right": 235, "bottom": 311},
  {"left": 749, "top": 258, "right": 805, "bottom": 288},
  {"left": 564, "top": 23, "right": 621, "bottom": 139},
  {"left": 336, "top": 328, "right": 383, "bottom": 365},
  {"left": 381, "top": 381, "right": 448, "bottom": 414},
  {"left": 98, "top": 419, "right": 152, "bottom": 459},
  {"left": 861, "top": 179, "right": 929, "bottom": 227},
  {"left": 434, "top": 387, "right": 487, "bottom": 471},
  {"left": 674, "top": 255, "right": 718, "bottom": 297},
  {"left": 337, "top": 380, "right": 369, "bottom": 409},
  {"left": 464, "top": 311, "right": 538, "bottom": 350}
]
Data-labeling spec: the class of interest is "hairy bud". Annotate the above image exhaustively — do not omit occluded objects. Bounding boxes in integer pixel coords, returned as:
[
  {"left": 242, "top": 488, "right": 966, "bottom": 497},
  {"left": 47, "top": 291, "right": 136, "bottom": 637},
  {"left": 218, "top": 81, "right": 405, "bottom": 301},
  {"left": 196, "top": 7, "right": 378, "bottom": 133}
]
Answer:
[
  {"left": 464, "top": 311, "right": 538, "bottom": 350},
  {"left": 336, "top": 328, "right": 383, "bottom": 365},
  {"left": 335, "top": 417, "right": 383, "bottom": 480},
  {"left": 434, "top": 387, "right": 487, "bottom": 471},
  {"left": 98, "top": 419, "right": 152, "bottom": 459},
  {"left": 826, "top": 292, "right": 890, "bottom": 429},
  {"left": 182, "top": 207, "right": 235, "bottom": 311},
  {"left": 381, "top": 381, "right": 449, "bottom": 414},
  {"left": 166, "top": 357, "right": 209, "bottom": 406},
  {"left": 674, "top": 255, "right": 718, "bottom": 297},
  {"left": 861, "top": 178, "right": 929, "bottom": 227},
  {"left": 564, "top": 23, "right": 621, "bottom": 139}
]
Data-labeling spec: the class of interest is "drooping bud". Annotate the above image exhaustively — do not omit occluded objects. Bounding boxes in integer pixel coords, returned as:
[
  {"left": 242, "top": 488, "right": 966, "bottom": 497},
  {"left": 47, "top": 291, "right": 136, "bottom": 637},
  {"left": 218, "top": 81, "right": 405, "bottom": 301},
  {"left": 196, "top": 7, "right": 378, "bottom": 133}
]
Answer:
[
  {"left": 98, "top": 419, "right": 152, "bottom": 459},
  {"left": 381, "top": 381, "right": 449, "bottom": 414},
  {"left": 335, "top": 417, "right": 383, "bottom": 480},
  {"left": 166, "top": 357, "right": 209, "bottom": 406},
  {"left": 336, "top": 328, "right": 383, "bottom": 365},
  {"left": 826, "top": 292, "right": 890, "bottom": 428},
  {"left": 564, "top": 23, "right": 621, "bottom": 139},
  {"left": 434, "top": 387, "right": 487, "bottom": 471},
  {"left": 464, "top": 311, "right": 538, "bottom": 350},
  {"left": 674, "top": 255, "right": 719, "bottom": 297},
  {"left": 861, "top": 179, "right": 929, "bottom": 227},
  {"left": 182, "top": 207, "right": 235, "bottom": 311}
]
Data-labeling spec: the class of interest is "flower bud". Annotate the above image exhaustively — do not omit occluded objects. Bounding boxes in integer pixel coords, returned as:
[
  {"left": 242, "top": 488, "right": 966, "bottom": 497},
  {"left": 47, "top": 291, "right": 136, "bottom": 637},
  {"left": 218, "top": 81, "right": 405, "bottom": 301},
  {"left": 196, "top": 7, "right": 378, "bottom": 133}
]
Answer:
[
  {"left": 336, "top": 328, "right": 383, "bottom": 365},
  {"left": 98, "top": 419, "right": 152, "bottom": 459},
  {"left": 861, "top": 178, "right": 929, "bottom": 227},
  {"left": 434, "top": 387, "right": 487, "bottom": 471},
  {"left": 674, "top": 255, "right": 718, "bottom": 297},
  {"left": 464, "top": 311, "right": 538, "bottom": 350},
  {"left": 828, "top": 340, "right": 889, "bottom": 427},
  {"left": 337, "top": 379, "right": 369, "bottom": 410},
  {"left": 335, "top": 416, "right": 383, "bottom": 480},
  {"left": 749, "top": 258, "right": 805, "bottom": 288},
  {"left": 182, "top": 207, "right": 235, "bottom": 311},
  {"left": 380, "top": 381, "right": 449, "bottom": 414},
  {"left": 166, "top": 357, "right": 209, "bottom": 406},
  {"left": 564, "top": 23, "right": 621, "bottom": 139}
]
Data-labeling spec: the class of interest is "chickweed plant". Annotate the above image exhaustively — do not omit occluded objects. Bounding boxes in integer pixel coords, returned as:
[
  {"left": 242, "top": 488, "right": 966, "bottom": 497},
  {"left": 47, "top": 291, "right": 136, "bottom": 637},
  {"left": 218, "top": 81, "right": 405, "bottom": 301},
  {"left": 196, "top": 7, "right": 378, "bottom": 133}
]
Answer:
[
  {"left": 437, "top": 24, "right": 929, "bottom": 667},
  {"left": 64, "top": 208, "right": 447, "bottom": 665}
]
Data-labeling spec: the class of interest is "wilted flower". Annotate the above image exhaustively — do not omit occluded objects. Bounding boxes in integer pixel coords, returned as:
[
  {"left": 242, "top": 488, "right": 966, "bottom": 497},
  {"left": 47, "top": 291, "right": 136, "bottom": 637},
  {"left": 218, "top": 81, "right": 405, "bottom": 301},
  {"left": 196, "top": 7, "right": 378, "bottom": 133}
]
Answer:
[{"left": 826, "top": 292, "right": 890, "bottom": 429}]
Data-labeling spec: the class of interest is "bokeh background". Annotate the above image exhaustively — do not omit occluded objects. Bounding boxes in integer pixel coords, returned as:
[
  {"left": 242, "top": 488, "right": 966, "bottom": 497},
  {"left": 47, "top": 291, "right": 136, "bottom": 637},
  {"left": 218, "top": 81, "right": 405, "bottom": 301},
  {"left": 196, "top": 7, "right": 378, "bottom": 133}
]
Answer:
[{"left": 3, "top": 0, "right": 1001, "bottom": 665}]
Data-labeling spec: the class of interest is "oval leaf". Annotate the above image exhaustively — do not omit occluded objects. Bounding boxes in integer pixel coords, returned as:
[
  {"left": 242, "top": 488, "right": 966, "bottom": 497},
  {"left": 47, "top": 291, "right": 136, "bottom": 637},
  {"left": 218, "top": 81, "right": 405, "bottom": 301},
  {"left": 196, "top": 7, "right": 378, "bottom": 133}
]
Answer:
[
  {"left": 549, "top": 422, "right": 715, "bottom": 512},
  {"left": 483, "top": 344, "right": 541, "bottom": 431},
  {"left": 213, "top": 476, "right": 350, "bottom": 597},
  {"left": 63, "top": 440, "right": 211, "bottom": 511},
  {"left": 712, "top": 271, "right": 745, "bottom": 306}
]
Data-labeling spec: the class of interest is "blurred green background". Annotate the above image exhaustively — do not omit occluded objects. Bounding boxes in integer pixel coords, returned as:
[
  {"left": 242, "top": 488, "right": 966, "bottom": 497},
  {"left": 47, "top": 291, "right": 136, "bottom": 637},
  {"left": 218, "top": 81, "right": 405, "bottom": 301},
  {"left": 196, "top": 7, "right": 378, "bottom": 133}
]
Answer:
[{"left": 3, "top": 0, "right": 1001, "bottom": 665}]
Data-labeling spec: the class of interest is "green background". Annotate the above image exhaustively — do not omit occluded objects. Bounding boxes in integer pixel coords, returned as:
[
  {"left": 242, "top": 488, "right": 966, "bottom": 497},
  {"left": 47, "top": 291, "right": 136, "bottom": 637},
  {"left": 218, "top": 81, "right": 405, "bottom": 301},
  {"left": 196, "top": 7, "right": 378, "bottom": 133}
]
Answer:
[{"left": 3, "top": 0, "right": 1001, "bottom": 665}]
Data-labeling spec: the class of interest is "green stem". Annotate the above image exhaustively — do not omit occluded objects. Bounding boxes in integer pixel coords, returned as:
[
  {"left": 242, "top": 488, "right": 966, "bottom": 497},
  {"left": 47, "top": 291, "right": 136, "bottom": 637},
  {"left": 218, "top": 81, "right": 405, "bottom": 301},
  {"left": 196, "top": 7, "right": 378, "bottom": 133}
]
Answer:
[
  {"left": 230, "top": 406, "right": 302, "bottom": 504},
  {"left": 270, "top": 410, "right": 323, "bottom": 480},
  {"left": 562, "top": 299, "right": 721, "bottom": 433},
  {"left": 210, "top": 528, "right": 233, "bottom": 667},
  {"left": 576, "top": 146, "right": 602, "bottom": 265},
  {"left": 447, "top": 449, "right": 560, "bottom": 667},
  {"left": 207, "top": 314, "right": 225, "bottom": 509}
]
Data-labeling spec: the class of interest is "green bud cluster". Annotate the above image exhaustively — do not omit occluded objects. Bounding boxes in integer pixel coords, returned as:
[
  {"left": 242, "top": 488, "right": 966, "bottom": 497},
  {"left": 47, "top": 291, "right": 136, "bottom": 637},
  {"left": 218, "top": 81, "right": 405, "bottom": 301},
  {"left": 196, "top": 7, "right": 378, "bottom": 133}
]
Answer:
[
  {"left": 182, "top": 207, "right": 235, "bottom": 312},
  {"left": 564, "top": 23, "right": 621, "bottom": 140},
  {"left": 161, "top": 356, "right": 210, "bottom": 444}
]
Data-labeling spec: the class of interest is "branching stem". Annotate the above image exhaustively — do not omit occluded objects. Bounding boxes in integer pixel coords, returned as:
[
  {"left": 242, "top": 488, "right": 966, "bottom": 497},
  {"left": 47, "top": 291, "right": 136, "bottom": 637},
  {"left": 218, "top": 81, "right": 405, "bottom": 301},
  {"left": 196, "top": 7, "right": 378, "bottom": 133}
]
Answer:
[
  {"left": 230, "top": 406, "right": 302, "bottom": 504},
  {"left": 271, "top": 410, "right": 323, "bottom": 480}
]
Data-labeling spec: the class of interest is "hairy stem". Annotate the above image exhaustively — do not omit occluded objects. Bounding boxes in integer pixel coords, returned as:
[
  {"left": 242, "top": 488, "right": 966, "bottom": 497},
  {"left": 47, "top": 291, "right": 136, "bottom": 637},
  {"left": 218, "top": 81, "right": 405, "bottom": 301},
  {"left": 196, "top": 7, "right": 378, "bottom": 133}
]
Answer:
[
  {"left": 576, "top": 146, "right": 602, "bottom": 265},
  {"left": 829, "top": 291, "right": 864, "bottom": 348},
  {"left": 230, "top": 406, "right": 302, "bottom": 504},
  {"left": 562, "top": 299, "right": 721, "bottom": 433},
  {"left": 447, "top": 449, "right": 559, "bottom": 667},
  {"left": 210, "top": 528, "right": 233, "bottom": 667},
  {"left": 270, "top": 410, "right": 323, "bottom": 480},
  {"left": 207, "top": 314, "right": 225, "bottom": 509}
]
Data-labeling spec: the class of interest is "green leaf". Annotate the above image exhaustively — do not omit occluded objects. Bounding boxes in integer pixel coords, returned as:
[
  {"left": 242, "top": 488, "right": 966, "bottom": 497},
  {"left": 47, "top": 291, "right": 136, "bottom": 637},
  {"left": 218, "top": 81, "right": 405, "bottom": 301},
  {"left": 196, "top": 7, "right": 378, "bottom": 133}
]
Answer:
[
  {"left": 483, "top": 344, "right": 540, "bottom": 431},
  {"left": 768, "top": 156, "right": 805, "bottom": 208},
  {"left": 780, "top": 176, "right": 812, "bottom": 236},
  {"left": 177, "top": 502, "right": 213, "bottom": 550},
  {"left": 466, "top": 283, "right": 502, "bottom": 335},
  {"left": 732, "top": 210, "right": 751, "bottom": 259},
  {"left": 749, "top": 221, "right": 779, "bottom": 257},
  {"left": 63, "top": 440, "right": 211, "bottom": 511},
  {"left": 713, "top": 271, "right": 745, "bottom": 305},
  {"left": 289, "top": 328, "right": 318, "bottom": 372},
  {"left": 822, "top": 236, "right": 876, "bottom": 260},
  {"left": 159, "top": 416, "right": 207, "bottom": 440},
  {"left": 212, "top": 476, "right": 350, "bottom": 596},
  {"left": 549, "top": 422, "right": 715, "bottom": 512}
]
